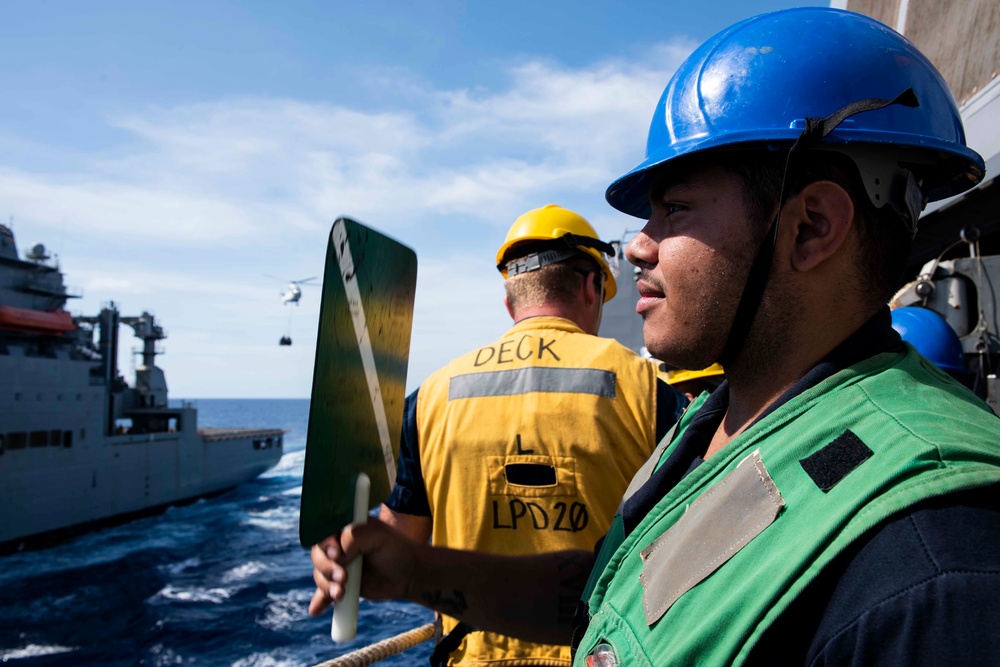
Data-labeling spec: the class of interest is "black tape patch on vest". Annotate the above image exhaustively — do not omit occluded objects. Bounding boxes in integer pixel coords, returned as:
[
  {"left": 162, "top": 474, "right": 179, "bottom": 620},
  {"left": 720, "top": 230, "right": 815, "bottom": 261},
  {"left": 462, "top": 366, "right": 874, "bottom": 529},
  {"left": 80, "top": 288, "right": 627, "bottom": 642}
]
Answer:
[
  {"left": 505, "top": 463, "right": 557, "bottom": 486},
  {"left": 799, "top": 429, "right": 874, "bottom": 492}
]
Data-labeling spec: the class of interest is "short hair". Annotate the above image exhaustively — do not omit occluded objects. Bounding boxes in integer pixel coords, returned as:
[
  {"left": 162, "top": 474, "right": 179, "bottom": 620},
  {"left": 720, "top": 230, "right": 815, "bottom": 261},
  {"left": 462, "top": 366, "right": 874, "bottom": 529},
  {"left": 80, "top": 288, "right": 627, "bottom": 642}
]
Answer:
[
  {"left": 713, "top": 148, "right": 914, "bottom": 307},
  {"left": 504, "top": 252, "right": 603, "bottom": 312}
]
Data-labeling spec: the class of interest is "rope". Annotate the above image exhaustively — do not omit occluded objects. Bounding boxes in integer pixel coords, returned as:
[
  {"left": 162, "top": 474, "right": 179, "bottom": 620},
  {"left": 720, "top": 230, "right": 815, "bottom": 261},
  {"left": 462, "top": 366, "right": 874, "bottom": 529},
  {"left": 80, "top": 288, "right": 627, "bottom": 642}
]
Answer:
[{"left": 313, "top": 623, "right": 436, "bottom": 667}]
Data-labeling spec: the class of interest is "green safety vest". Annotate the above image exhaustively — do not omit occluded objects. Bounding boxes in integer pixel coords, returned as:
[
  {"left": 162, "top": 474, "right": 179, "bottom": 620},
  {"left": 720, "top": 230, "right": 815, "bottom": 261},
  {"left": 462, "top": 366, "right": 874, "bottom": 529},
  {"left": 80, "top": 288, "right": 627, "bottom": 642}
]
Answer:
[{"left": 575, "top": 345, "right": 1000, "bottom": 666}]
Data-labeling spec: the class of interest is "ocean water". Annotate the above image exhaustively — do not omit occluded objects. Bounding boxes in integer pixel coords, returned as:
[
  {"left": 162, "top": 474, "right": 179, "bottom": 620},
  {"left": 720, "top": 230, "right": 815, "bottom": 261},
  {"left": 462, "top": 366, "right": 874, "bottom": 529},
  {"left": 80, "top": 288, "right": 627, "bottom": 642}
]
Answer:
[{"left": 0, "top": 399, "right": 434, "bottom": 667}]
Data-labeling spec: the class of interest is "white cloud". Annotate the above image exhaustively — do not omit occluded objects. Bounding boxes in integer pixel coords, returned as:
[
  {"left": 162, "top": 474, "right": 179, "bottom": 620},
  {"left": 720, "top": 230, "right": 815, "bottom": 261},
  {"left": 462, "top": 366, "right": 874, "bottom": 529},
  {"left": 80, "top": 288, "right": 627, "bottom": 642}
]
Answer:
[
  {"left": 3, "top": 39, "right": 696, "bottom": 396},
  {"left": 70, "top": 261, "right": 273, "bottom": 301},
  {"left": 0, "top": 169, "right": 268, "bottom": 241},
  {"left": 4, "top": 40, "right": 695, "bottom": 244}
]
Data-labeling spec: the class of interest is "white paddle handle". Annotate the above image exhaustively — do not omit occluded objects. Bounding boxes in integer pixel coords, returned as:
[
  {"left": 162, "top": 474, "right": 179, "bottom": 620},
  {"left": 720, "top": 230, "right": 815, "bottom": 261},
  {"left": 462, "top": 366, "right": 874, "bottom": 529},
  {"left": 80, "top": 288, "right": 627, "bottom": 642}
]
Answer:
[{"left": 331, "top": 471, "right": 371, "bottom": 642}]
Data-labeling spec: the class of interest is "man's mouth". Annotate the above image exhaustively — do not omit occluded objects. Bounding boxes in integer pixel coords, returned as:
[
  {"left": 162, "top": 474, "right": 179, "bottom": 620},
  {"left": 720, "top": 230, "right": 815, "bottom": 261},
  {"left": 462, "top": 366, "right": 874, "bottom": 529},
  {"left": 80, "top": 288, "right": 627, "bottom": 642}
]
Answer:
[{"left": 635, "top": 279, "right": 665, "bottom": 314}]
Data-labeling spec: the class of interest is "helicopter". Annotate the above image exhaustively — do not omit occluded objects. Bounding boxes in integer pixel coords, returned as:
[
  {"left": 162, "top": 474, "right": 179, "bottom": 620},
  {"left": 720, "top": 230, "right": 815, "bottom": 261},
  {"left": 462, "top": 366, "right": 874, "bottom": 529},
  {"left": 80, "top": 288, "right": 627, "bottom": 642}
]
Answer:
[
  {"left": 264, "top": 275, "right": 317, "bottom": 347},
  {"left": 264, "top": 275, "right": 318, "bottom": 306}
]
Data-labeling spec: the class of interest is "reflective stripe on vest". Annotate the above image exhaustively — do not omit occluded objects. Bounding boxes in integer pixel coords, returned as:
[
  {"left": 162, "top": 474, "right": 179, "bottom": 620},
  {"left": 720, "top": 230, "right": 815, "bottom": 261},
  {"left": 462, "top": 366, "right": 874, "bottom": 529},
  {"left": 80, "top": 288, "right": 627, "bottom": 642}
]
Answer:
[{"left": 449, "top": 367, "right": 616, "bottom": 400}]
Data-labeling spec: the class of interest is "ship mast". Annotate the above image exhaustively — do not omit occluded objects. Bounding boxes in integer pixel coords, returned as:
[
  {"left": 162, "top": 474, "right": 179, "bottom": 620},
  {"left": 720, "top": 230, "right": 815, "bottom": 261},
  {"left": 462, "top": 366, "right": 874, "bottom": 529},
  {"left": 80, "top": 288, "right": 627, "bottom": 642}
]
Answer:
[
  {"left": 121, "top": 311, "right": 165, "bottom": 370},
  {"left": 120, "top": 311, "right": 168, "bottom": 410}
]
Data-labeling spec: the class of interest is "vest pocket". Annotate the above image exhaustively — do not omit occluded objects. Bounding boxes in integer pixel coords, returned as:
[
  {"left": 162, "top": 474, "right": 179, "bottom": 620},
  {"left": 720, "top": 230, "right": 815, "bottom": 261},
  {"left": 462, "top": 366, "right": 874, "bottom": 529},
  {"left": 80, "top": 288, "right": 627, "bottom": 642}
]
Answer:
[
  {"left": 488, "top": 455, "right": 577, "bottom": 497},
  {"left": 578, "top": 607, "right": 652, "bottom": 667},
  {"left": 488, "top": 455, "right": 591, "bottom": 534}
]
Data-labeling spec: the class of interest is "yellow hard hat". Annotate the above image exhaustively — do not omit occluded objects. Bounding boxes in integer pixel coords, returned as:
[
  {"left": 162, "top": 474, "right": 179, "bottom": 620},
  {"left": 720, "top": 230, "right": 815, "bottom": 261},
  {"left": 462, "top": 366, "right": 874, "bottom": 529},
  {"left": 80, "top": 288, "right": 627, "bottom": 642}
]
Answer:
[
  {"left": 495, "top": 204, "right": 619, "bottom": 302},
  {"left": 665, "top": 363, "right": 725, "bottom": 386}
]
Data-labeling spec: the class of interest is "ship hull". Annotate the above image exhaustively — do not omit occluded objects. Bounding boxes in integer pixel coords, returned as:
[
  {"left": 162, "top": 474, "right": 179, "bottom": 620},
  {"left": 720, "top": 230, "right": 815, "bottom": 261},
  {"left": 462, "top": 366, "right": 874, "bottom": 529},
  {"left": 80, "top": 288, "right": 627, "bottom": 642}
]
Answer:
[{"left": 0, "top": 347, "right": 283, "bottom": 551}]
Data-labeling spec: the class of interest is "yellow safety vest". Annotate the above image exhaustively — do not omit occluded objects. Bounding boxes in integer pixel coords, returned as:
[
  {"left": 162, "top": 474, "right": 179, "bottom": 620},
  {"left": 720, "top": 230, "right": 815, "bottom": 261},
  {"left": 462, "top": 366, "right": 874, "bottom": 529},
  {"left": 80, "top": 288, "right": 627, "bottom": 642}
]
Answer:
[{"left": 417, "top": 316, "right": 660, "bottom": 666}]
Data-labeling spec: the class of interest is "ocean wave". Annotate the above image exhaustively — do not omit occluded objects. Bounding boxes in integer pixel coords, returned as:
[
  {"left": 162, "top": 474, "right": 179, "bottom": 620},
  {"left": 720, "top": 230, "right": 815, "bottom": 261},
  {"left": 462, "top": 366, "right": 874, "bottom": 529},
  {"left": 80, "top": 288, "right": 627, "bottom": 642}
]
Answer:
[
  {"left": 243, "top": 505, "right": 298, "bottom": 531},
  {"left": 0, "top": 399, "right": 374, "bottom": 666},
  {"left": 256, "top": 589, "right": 313, "bottom": 631},
  {"left": 146, "top": 643, "right": 190, "bottom": 666},
  {"left": 152, "top": 585, "right": 234, "bottom": 604},
  {"left": 222, "top": 561, "right": 269, "bottom": 583},
  {"left": 247, "top": 507, "right": 292, "bottom": 519},
  {"left": 160, "top": 556, "right": 202, "bottom": 576},
  {"left": 0, "top": 519, "right": 196, "bottom": 581},
  {"left": 230, "top": 651, "right": 300, "bottom": 667},
  {"left": 261, "top": 451, "right": 305, "bottom": 478},
  {"left": 244, "top": 517, "right": 293, "bottom": 532},
  {"left": 0, "top": 644, "right": 76, "bottom": 660}
]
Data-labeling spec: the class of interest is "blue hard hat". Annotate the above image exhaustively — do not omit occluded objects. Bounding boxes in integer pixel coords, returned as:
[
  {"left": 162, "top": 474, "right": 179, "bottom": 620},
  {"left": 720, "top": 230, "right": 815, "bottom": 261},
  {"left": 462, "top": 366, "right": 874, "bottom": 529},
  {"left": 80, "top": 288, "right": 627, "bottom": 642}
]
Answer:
[
  {"left": 891, "top": 306, "right": 966, "bottom": 374},
  {"left": 607, "top": 7, "right": 985, "bottom": 219}
]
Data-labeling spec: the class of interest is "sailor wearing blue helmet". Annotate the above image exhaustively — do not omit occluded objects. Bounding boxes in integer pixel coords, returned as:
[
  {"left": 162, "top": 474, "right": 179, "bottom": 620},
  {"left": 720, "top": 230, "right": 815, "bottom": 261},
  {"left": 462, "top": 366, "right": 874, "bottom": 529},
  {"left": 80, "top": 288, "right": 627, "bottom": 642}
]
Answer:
[
  {"left": 891, "top": 305, "right": 969, "bottom": 375},
  {"left": 310, "top": 9, "right": 1000, "bottom": 666}
]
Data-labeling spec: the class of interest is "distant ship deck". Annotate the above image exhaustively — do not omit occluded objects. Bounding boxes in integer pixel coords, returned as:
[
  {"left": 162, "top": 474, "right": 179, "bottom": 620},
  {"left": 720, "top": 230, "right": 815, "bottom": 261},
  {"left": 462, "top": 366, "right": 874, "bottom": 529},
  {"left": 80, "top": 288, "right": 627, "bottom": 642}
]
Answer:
[{"left": 199, "top": 427, "right": 286, "bottom": 443}]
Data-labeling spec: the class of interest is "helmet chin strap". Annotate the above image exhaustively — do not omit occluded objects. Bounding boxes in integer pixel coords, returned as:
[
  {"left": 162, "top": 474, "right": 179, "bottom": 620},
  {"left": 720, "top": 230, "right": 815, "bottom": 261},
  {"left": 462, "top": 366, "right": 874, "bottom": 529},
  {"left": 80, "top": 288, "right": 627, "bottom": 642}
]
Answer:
[
  {"left": 716, "top": 89, "right": 920, "bottom": 368},
  {"left": 716, "top": 214, "right": 779, "bottom": 369}
]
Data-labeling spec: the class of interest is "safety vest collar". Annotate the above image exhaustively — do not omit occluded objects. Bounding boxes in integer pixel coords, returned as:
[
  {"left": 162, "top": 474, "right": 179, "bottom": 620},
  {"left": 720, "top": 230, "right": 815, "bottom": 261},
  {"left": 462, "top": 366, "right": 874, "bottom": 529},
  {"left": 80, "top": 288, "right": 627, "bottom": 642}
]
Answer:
[{"left": 508, "top": 315, "right": 586, "bottom": 336}]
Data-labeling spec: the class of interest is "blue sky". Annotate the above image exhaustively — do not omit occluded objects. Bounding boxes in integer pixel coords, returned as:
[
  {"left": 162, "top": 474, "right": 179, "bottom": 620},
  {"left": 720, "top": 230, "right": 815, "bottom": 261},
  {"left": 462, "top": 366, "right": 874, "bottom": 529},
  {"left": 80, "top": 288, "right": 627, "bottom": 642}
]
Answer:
[{"left": 0, "top": 1, "right": 824, "bottom": 398}]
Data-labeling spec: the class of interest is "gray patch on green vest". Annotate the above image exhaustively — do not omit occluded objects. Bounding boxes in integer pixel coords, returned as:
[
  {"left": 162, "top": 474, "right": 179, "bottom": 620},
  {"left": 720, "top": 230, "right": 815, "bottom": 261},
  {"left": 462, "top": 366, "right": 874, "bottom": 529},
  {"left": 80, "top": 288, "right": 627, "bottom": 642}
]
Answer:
[
  {"left": 639, "top": 450, "right": 785, "bottom": 625},
  {"left": 619, "top": 421, "right": 680, "bottom": 511},
  {"left": 448, "top": 367, "right": 616, "bottom": 400}
]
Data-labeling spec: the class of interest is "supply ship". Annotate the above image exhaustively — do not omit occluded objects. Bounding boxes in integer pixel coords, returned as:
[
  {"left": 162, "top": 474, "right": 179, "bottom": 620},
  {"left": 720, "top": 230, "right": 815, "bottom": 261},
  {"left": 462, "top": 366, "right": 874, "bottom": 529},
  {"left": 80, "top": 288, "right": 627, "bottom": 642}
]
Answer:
[{"left": 0, "top": 224, "right": 284, "bottom": 552}]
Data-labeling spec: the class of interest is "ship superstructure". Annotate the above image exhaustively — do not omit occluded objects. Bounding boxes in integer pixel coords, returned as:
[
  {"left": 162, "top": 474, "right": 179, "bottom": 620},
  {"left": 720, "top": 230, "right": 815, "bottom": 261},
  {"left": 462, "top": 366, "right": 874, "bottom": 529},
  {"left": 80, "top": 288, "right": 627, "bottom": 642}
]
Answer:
[
  {"left": 864, "top": 0, "right": 1000, "bottom": 414},
  {"left": 0, "top": 224, "right": 284, "bottom": 551}
]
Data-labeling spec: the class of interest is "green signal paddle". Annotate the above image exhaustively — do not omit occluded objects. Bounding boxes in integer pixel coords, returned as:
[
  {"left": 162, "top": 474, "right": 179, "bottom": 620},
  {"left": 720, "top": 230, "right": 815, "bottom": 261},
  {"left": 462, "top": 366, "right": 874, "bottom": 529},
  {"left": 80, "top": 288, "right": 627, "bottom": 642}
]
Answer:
[{"left": 299, "top": 217, "right": 417, "bottom": 641}]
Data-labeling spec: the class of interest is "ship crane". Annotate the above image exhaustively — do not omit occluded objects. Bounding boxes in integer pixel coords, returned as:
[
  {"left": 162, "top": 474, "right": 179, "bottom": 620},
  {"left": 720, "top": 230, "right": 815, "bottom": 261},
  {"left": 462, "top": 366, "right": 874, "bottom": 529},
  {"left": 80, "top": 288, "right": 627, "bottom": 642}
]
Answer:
[{"left": 120, "top": 311, "right": 167, "bottom": 410}]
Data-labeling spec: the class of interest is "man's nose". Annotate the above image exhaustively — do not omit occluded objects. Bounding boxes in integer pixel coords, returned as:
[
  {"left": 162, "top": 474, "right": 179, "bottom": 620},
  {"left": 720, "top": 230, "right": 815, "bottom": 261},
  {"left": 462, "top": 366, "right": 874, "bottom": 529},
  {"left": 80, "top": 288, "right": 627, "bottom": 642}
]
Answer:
[{"left": 625, "top": 225, "right": 657, "bottom": 268}]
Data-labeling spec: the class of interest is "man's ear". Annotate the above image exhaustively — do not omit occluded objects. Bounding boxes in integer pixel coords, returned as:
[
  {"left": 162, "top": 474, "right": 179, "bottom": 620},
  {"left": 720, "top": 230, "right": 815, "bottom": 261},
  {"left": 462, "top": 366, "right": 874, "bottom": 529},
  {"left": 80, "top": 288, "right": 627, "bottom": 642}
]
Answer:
[
  {"left": 582, "top": 271, "right": 602, "bottom": 306},
  {"left": 783, "top": 180, "right": 854, "bottom": 272},
  {"left": 503, "top": 293, "right": 515, "bottom": 320}
]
